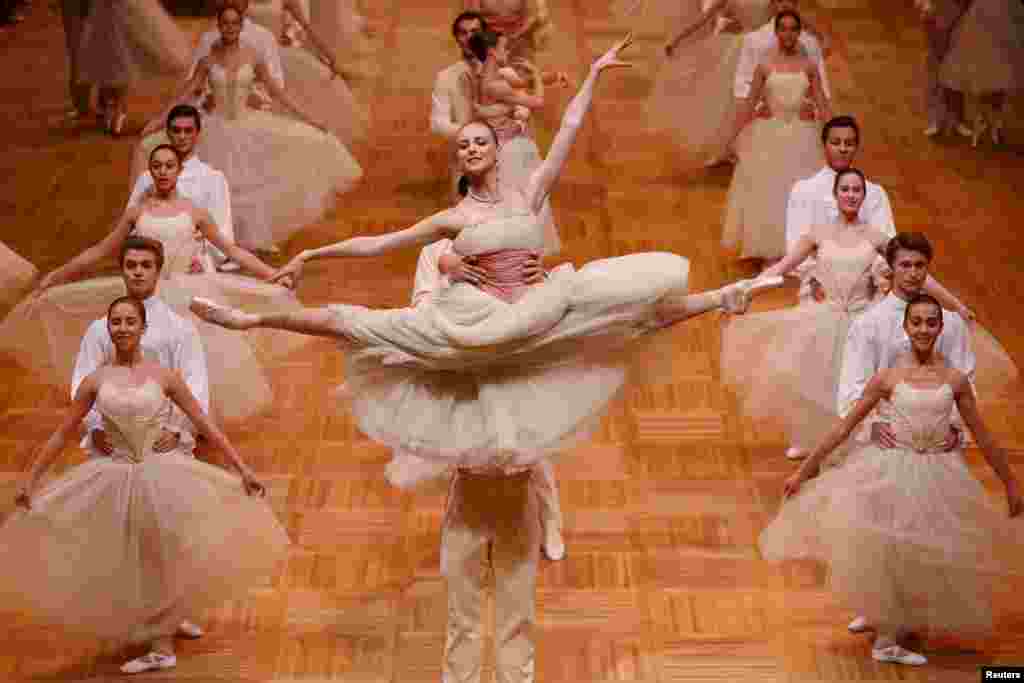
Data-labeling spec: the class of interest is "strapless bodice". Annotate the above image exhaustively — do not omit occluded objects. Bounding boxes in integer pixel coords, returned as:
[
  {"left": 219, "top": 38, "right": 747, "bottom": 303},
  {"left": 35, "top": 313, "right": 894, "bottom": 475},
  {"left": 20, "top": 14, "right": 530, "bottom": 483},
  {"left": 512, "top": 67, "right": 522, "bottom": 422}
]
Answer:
[
  {"left": 134, "top": 211, "right": 203, "bottom": 276},
  {"left": 96, "top": 380, "right": 173, "bottom": 462},
  {"left": 453, "top": 209, "right": 546, "bottom": 256},
  {"left": 209, "top": 63, "right": 258, "bottom": 120},
  {"left": 815, "top": 239, "right": 877, "bottom": 313},
  {"left": 764, "top": 71, "right": 810, "bottom": 121},
  {"left": 886, "top": 383, "right": 955, "bottom": 454}
]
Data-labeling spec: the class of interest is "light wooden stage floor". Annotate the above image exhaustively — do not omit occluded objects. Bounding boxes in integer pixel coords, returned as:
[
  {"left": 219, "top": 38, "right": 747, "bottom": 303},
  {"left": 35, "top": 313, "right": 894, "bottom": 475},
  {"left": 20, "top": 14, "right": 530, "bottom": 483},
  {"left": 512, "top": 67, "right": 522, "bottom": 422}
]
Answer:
[{"left": 1, "top": 1, "right": 1023, "bottom": 681}]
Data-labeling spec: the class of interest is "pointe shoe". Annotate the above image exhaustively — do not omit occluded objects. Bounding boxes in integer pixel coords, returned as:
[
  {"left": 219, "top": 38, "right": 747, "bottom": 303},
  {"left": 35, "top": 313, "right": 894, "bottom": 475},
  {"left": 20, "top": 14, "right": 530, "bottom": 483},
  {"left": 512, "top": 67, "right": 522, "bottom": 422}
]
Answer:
[
  {"left": 542, "top": 526, "right": 566, "bottom": 561},
  {"left": 189, "top": 297, "right": 254, "bottom": 330},
  {"left": 871, "top": 645, "right": 926, "bottom": 666},
  {"left": 120, "top": 651, "right": 177, "bottom": 674},
  {"left": 720, "top": 275, "right": 785, "bottom": 314},
  {"left": 217, "top": 259, "right": 241, "bottom": 273},
  {"left": 971, "top": 116, "right": 987, "bottom": 148},
  {"left": 923, "top": 124, "right": 940, "bottom": 138},
  {"left": 176, "top": 620, "right": 204, "bottom": 639},
  {"left": 110, "top": 111, "right": 126, "bottom": 137},
  {"left": 785, "top": 447, "right": 807, "bottom": 461},
  {"left": 953, "top": 122, "right": 973, "bottom": 138},
  {"left": 847, "top": 615, "right": 871, "bottom": 633}
]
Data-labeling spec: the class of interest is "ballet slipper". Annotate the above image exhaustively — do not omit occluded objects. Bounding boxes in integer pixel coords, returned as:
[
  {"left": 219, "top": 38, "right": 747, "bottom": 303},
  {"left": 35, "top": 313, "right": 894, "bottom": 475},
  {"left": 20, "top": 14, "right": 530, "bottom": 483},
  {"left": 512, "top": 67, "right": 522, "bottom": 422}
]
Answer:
[
  {"left": 871, "top": 645, "right": 926, "bottom": 666},
  {"left": 720, "top": 275, "right": 785, "bottom": 314},
  {"left": 189, "top": 297, "right": 257, "bottom": 330}
]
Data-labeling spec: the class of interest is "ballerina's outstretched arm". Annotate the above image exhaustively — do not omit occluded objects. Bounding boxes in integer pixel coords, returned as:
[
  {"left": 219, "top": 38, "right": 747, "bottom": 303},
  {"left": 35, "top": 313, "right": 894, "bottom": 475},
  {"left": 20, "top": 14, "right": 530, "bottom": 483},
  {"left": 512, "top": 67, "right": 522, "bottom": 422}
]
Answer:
[
  {"left": 951, "top": 372, "right": 1022, "bottom": 516},
  {"left": 191, "top": 207, "right": 291, "bottom": 287},
  {"left": 782, "top": 371, "right": 891, "bottom": 498},
  {"left": 523, "top": 33, "right": 633, "bottom": 216},
  {"left": 33, "top": 207, "right": 141, "bottom": 294},
  {"left": 162, "top": 368, "right": 265, "bottom": 496},
  {"left": 15, "top": 376, "right": 100, "bottom": 507},
  {"left": 665, "top": 0, "right": 729, "bottom": 55}
]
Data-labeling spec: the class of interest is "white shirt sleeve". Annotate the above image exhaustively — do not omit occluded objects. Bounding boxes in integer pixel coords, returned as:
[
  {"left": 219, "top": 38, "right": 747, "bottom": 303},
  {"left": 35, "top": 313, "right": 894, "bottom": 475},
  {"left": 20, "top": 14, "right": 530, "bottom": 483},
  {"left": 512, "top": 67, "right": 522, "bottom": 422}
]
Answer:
[
  {"left": 165, "top": 319, "right": 210, "bottom": 449},
  {"left": 207, "top": 169, "right": 235, "bottom": 245},
  {"left": 865, "top": 184, "right": 896, "bottom": 237},
  {"left": 127, "top": 173, "right": 153, "bottom": 208},
  {"left": 430, "top": 70, "right": 462, "bottom": 140},
  {"left": 943, "top": 314, "right": 977, "bottom": 386},
  {"left": 732, "top": 30, "right": 761, "bottom": 98},
  {"left": 799, "top": 32, "right": 832, "bottom": 100},
  {"left": 837, "top": 315, "right": 881, "bottom": 419},
  {"left": 71, "top": 321, "right": 107, "bottom": 448},
  {"left": 187, "top": 31, "right": 218, "bottom": 81}
]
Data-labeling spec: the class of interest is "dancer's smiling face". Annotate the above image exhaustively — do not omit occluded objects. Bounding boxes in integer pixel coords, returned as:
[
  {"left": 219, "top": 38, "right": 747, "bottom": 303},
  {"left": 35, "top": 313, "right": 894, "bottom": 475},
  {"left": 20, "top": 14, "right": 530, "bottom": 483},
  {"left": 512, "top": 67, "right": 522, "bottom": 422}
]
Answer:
[
  {"left": 903, "top": 299, "right": 943, "bottom": 355},
  {"left": 148, "top": 147, "right": 182, "bottom": 195},
  {"left": 833, "top": 170, "right": 865, "bottom": 216},
  {"left": 456, "top": 122, "right": 499, "bottom": 176},
  {"left": 107, "top": 300, "right": 147, "bottom": 354},
  {"left": 217, "top": 7, "right": 244, "bottom": 44},
  {"left": 775, "top": 14, "right": 801, "bottom": 52}
]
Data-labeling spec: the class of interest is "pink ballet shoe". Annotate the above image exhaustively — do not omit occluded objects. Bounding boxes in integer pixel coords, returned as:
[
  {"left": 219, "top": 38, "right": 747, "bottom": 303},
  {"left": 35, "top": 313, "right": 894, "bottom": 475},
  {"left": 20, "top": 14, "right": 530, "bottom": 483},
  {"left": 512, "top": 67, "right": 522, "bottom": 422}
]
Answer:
[
  {"left": 720, "top": 275, "right": 785, "bottom": 314},
  {"left": 120, "top": 651, "right": 177, "bottom": 674},
  {"left": 189, "top": 297, "right": 256, "bottom": 330},
  {"left": 176, "top": 620, "right": 204, "bottom": 638},
  {"left": 542, "top": 525, "right": 565, "bottom": 561},
  {"left": 847, "top": 615, "right": 871, "bottom": 633},
  {"left": 871, "top": 645, "right": 926, "bottom": 666}
]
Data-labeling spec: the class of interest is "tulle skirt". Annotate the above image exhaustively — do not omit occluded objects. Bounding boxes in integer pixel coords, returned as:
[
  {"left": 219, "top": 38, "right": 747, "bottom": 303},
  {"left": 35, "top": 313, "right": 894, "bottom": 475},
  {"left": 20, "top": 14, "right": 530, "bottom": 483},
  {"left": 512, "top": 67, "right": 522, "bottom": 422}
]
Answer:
[
  {"left": 759, "top": 445, "right": 1022, "bottom": 637},
  {"left": 0, "top": 274, "right": 309, "bottom": 422},
  {"left": 723, "top": 117, "right": 823, "bottom": 259},
  {"left": 77, "top": 0, "right": 189, "bottom": 87},
  {"left": 329, "top": 252, "right": 690, "bottom": 485},
  {"left": 196, "top": 110, "right": 362, "bottom": 249},
  {"left": 0, "top": 242, "right": 37, "bottom": 311},
  {"left": 939, "top": 0, "right": 1024, "bottom": 95},
  {"left": 647, "top": 31, "right": 744, "bottom": 164},
  {"left": 722, "top": 303, "right": 862, "bottom": 450},
  {"left": 0, "top": 450, "right": 289, "bottom": 643}
]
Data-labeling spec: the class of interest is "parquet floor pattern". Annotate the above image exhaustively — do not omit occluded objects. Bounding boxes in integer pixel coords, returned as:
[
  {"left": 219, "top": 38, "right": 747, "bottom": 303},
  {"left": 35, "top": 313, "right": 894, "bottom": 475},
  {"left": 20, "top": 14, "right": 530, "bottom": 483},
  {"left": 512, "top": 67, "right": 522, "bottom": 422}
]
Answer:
[{"left": 0, "top": 0, "right": 1022, "bottom": 680}]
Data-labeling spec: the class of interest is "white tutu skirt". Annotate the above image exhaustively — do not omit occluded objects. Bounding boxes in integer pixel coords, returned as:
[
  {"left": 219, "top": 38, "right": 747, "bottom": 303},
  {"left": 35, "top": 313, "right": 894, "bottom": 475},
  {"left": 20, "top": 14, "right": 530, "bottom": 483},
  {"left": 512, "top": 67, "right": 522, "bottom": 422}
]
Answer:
[
  {"left": 0, "top": 451, "right": 289, "bottom": 643},
  {"left": 196, "top": 111, "right": 362, "bottom": 249},
  {"left": 939, "top": 0, "right": 1024, "bottom": 95},
  {"left": 647, "top": 31, "right": 744, "bottom": 165},
  {"left": 722, "top": 303, "right": 860, "bottom": 449},
  {"left": 77, "top": 0, "right": 189, "bottom": 87},
  {"left": 759, "top": 445, "right": 1022, "bottom": 637},
  {"left": 0, "top": 274, "right": 309, "bottom": 422},
  {"left": 723, "top": 117, "right": 823, "bottom": 259},
  {"left": 0, "top": 242, "right": 37, "bottom": 311},
  {"left": 329, "top": 252, "right": 690, "bottom": 486}
]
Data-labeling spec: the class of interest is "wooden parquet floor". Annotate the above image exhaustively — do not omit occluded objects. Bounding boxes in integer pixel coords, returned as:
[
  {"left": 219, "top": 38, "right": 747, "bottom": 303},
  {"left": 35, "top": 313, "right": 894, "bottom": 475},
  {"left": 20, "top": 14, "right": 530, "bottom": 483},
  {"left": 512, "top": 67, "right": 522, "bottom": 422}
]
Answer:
[{"left": 1, "top": 1, "right": 1023, "bottom": 680}]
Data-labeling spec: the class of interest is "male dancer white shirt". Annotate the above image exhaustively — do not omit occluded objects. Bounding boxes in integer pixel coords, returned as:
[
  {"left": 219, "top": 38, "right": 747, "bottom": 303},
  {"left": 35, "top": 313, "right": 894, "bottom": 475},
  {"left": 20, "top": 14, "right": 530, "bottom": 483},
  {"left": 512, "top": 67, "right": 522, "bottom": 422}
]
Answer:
[{"left": 72, "top": 295, "right": 209, "bottom": 457}]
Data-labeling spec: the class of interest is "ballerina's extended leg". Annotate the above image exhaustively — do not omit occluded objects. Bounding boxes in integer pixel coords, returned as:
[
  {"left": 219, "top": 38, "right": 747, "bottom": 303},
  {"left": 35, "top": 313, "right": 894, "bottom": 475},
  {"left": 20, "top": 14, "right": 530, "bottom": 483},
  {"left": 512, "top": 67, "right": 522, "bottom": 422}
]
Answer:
[
  {"left": 190, "top": 297, "right": 344, "bottom": 337},
  {"left": 654, "top": 276, "right": 784, "bottom": 327}
]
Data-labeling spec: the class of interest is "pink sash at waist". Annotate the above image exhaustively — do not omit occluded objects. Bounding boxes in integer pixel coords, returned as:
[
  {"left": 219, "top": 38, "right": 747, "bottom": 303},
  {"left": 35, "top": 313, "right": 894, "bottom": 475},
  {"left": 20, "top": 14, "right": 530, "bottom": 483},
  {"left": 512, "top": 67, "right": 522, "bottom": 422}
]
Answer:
[{"left": 472, "top": 248, "right": 537, "bottom": 304}]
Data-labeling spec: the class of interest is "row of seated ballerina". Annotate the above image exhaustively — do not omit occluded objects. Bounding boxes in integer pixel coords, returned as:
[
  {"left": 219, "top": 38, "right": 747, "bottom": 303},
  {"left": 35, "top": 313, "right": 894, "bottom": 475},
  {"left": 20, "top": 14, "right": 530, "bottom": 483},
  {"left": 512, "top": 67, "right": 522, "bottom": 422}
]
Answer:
[{"left": 0, "top": 2, "right": 1021, "bottom": 679}]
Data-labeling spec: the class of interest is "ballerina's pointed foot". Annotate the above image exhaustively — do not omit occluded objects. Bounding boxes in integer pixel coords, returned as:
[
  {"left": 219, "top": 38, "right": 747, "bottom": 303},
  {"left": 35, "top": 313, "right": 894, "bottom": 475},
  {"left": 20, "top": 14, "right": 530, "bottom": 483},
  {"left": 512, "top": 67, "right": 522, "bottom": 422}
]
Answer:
[
  {"left": 721, "top": 275, "right": 784, "bottom": 314},
  {"left": 189, "top": 297, "right": 258, "bottom": 330}
]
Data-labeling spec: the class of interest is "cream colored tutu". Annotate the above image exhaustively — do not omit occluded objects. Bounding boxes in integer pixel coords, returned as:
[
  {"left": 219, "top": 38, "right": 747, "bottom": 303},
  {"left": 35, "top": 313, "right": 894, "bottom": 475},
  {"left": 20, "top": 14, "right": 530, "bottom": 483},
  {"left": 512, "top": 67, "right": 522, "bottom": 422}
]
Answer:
[
  {"left": 723, "top": 71, "right": 823, "bottom": 260},
  {"left": 939, "top": 0, "right": 1024, "bottom": 95},
  {"left": 77, "top": 0, "right": 189, "bottom": 87},
  {"left": 760, "top": 383, "right": 1023, "bottom": 637},
  {"left": 648, "top": 28, "right": 744, "bottom": 165},
  {"left": 722, "top": 239, "right": 879, "bottom": 447},
  {"left": 0, "top": 242, "right": 37, "bottom": 311},
  {"left": 0, "top": 381, "right": 289, "bottom": 643},
  {"left": 325, "top": 210, "right": 689, "bottom": 484},
  {"left": 0, "top": 213, "right": 309, "bottom": 422},
  {"left": 196, "top": 63, "right": 362, "bottom": 249}
]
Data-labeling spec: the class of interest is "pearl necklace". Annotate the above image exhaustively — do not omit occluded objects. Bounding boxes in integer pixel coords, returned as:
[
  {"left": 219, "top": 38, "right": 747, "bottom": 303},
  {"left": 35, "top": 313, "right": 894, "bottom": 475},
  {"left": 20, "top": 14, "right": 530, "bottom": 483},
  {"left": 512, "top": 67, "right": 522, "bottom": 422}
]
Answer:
[{"left": 468, "top": 187, "right": 502, "bottom": 205}]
